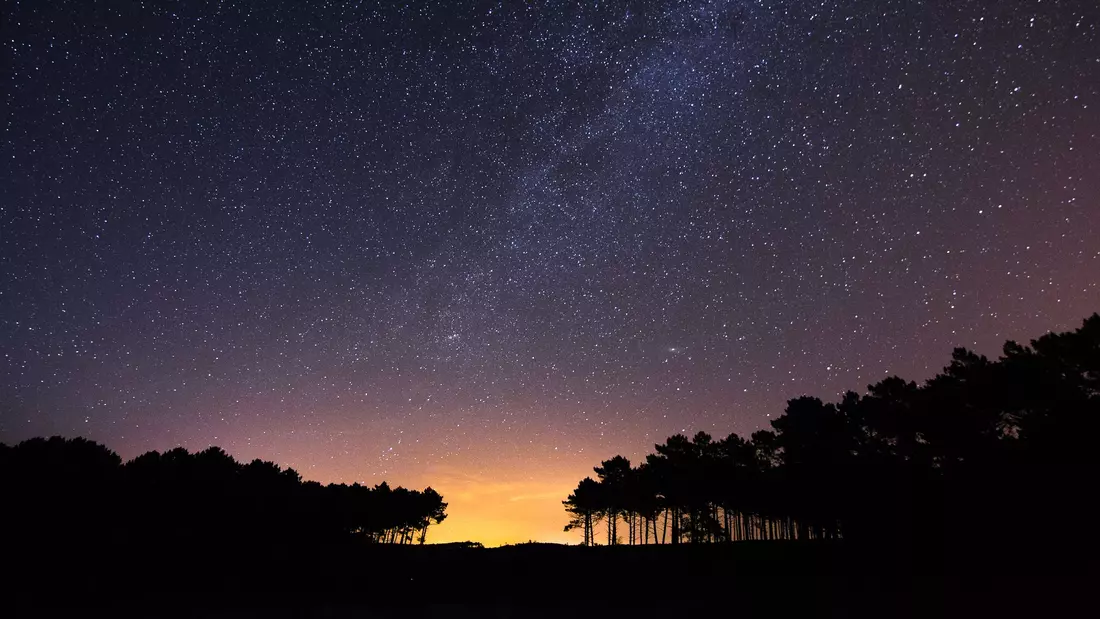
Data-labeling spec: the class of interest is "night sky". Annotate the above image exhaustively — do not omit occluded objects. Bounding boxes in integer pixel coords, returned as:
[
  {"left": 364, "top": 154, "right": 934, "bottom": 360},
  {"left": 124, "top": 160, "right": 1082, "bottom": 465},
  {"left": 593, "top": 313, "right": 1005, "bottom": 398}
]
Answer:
[{"left": 3, "top": 0, "right": 1099, "bottom": 545}]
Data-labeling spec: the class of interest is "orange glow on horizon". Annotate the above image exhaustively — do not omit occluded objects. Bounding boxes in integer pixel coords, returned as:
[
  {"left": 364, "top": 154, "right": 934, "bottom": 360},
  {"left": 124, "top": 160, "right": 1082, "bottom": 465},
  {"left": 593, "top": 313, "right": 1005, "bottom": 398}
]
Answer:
[
  {"left": 102, "top": 414, "right": 657, "bottom": 547},
  {"left": 407, "top": 467, "right": 582, "bottom": 547},
  {"left": 163, "top": 414, "right": 647, "bottom": 547}
]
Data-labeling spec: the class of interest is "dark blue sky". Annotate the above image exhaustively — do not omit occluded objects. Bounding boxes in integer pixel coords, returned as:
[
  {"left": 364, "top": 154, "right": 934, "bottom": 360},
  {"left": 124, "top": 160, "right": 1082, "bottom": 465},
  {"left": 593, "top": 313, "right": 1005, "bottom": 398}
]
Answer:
[{"left": 2, "top": 0, "right": 1098, "bottom": 542}]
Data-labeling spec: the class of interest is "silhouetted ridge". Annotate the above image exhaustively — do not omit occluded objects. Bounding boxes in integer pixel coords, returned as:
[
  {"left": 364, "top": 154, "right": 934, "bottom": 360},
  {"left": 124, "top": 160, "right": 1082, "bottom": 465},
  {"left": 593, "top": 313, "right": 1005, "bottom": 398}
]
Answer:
[{"left": 565, "top": 313, "right": 1100, "bottom": 548}]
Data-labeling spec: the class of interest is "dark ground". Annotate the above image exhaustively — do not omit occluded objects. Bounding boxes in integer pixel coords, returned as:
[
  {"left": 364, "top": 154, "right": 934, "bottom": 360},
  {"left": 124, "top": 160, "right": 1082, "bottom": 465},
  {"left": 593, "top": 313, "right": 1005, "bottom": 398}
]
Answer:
[{"left": 3, "top": 539, "right": 1093, "bottom": 617}]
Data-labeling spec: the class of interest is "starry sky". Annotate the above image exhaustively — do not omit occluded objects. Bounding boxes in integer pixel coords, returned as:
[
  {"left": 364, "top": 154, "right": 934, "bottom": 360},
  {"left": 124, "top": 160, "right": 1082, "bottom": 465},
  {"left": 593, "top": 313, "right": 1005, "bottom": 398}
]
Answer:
[{"left": 3, "top": 0, "right": 1099, "bottom": 545}]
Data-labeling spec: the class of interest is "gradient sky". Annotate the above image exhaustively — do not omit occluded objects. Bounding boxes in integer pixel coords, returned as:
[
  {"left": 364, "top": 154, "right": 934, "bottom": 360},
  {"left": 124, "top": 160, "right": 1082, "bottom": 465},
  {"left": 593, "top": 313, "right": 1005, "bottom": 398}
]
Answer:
[{"left": 3, "top": 0, "right": 1099, "bottom": 546}]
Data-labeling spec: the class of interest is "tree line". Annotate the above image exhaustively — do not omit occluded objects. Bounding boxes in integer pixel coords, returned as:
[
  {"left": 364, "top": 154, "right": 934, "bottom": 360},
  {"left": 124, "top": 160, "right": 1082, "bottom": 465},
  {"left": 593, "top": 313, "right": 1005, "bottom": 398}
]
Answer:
[
  {"left": 0, "top": 439, "right": 447, "bottom": 555},
  {"left": 565, "top": 313, "right": 1100, "bottom": 546}
]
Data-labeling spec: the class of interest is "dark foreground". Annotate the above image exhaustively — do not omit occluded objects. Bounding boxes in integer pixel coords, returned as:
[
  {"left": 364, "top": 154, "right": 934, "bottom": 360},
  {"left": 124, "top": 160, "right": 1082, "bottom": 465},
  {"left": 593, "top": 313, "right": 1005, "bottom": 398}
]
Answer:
[{"left": 5, "top": 538, "right": 1093, "bottom": 618}]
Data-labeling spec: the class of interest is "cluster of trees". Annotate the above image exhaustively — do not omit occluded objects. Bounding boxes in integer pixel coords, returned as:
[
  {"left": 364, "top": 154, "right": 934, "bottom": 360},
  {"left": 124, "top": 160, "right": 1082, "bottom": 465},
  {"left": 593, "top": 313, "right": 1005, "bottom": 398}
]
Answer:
[
  {"left": 0, "top": 439, "right": 447, "bottom": 554},
  {"left": 565, "top": 314, "right": 1100, "bottom": 546}
]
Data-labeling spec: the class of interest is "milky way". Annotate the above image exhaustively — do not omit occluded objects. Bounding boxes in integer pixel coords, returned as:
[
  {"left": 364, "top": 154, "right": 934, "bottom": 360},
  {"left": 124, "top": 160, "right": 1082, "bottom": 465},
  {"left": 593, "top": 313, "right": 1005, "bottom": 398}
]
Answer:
[{"left": 3, "top": 0, "right": 1099, "bottom": 544}]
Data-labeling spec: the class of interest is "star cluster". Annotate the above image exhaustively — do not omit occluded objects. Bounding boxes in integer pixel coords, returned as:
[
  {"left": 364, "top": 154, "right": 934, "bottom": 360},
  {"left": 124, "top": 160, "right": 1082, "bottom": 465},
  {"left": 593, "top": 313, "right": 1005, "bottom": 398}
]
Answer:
[{"left": 3, "top": 0, "right": 1099, "bottom": 544}]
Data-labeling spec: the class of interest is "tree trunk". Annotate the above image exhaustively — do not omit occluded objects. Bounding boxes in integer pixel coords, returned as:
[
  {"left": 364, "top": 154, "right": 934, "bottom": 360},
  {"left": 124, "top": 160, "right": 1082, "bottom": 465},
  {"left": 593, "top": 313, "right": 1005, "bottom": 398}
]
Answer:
[{"left": 671, "top": 507, "right": 680, "bottom": 545}]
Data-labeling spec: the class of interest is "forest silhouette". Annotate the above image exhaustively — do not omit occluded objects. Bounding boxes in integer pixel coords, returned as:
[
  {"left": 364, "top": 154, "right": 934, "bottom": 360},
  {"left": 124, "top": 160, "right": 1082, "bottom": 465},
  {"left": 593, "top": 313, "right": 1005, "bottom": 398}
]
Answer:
[
  {"left": 1, "top": 315, "right": 1096, "bottom": 615},
  {"left": 565, "top": 313, "right": 1100, "bottom": 550},
  {"left": 0, "top": 439, "right": 448, "bottom": 558}
]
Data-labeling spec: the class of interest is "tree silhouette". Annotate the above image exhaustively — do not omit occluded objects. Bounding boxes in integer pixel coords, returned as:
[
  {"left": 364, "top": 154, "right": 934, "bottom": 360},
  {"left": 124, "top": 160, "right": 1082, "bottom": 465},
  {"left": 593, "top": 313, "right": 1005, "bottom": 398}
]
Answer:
[
  {"left": 564, "top": 313, "right": 1100, "bottom": 547},
  {"left": 563, "top": 477, "right": 603, "bottom": 545},
  {"left": 592, "top": 455, "right": 632, "bottom": 545},
  {"left": 0, "top": 437, "right": 449, "bottom": 559}
]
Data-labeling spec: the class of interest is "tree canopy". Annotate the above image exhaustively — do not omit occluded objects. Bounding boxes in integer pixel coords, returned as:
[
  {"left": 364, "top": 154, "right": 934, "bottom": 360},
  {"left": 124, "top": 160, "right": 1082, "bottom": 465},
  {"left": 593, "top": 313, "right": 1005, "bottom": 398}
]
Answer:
[
  {"left": 565, "top": 313, "right": 1100, "bottom": 546},
  {"left": 0, "top": 438, "right": 447, "bottom": 557}
]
